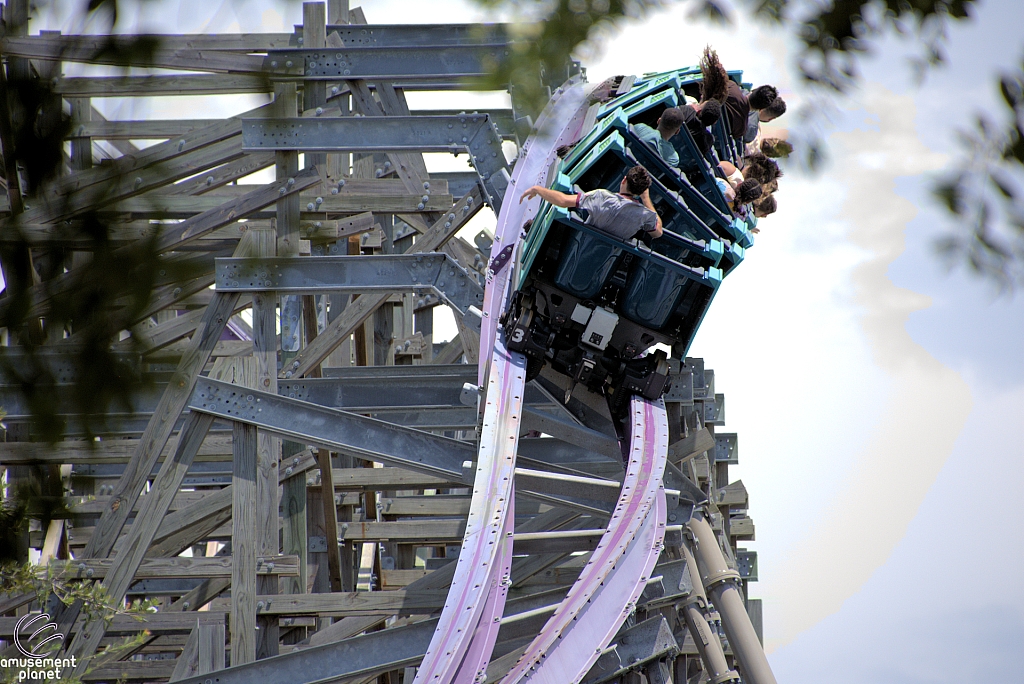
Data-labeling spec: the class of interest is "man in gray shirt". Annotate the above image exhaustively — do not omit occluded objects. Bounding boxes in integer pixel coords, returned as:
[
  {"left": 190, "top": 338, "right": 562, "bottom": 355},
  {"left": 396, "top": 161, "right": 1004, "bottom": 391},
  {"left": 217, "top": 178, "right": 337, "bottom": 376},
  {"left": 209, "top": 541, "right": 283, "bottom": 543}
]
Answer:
[{"left": 520, "top": 165, "right": 663, "bottom": 241}]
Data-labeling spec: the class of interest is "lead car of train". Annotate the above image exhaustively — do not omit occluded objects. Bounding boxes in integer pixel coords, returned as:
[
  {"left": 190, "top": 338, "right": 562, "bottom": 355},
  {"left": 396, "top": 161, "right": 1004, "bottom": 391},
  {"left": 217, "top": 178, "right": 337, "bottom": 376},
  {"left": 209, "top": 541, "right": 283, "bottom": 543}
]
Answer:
[{"left": 501, "top": 68, "right": 758, "bottom": 414}]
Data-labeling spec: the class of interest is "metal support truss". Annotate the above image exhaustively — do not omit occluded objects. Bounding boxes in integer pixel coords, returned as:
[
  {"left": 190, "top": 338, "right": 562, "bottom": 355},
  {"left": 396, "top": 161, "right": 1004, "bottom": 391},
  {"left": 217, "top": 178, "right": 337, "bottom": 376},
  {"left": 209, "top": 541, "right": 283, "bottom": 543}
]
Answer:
[
  {"left": 187, "top": 377, "right": 473, "bottom": 482},
  {"left": 240, "top": 115, "right": 510, "bottom": 210},
  {"left": 263, "top": 45, "right": 511, "bottom": 81},
  {"left": 215, "top": 254, "right": 483, "bottom": 315},
  {"left": 321, "top": 23, "right": 510, "bottom": 47}
]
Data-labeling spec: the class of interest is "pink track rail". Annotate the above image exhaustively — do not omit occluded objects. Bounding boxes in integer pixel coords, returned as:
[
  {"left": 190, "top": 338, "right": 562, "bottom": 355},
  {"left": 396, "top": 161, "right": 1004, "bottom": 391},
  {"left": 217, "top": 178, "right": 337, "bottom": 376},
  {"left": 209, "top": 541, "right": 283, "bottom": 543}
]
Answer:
[
  {"left": 414, "top": 79, "right": 593, "bottom": 684},
  {"left": 499, "top": 397, "right": 669, "bottom": 684}
]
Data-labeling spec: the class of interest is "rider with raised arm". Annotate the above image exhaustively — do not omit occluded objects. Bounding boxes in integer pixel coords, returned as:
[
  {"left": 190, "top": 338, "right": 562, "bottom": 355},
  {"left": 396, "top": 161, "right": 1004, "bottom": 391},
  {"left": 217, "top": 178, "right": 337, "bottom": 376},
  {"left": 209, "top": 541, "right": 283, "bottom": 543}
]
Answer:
[{"left": 519, "top": 165, "right": 663, "bottom": 241}]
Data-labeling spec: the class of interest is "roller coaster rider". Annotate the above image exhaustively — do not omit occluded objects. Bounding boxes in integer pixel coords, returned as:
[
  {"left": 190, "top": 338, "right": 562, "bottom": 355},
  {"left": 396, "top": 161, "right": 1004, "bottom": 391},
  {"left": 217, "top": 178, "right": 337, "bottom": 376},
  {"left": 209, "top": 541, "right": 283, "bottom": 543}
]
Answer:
[{"left": 519, "top": 164, "right": 663, "bottom": 241}]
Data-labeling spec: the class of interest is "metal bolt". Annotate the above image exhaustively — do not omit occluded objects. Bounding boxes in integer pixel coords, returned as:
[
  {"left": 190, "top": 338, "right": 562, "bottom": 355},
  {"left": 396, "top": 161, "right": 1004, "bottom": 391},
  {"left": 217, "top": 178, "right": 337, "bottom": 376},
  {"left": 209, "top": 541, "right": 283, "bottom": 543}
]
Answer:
[
  {"left": 423, "top": 181, "right": 430, "bottom": 190},
  {"left": 417, "top": 203, "right": 425, "bottom": 210},
  {"left": 287, "top": 177, "right": 295, "bottom": 186},
  {"left": 285, "top": 60, "right": 293, "bottom": 68},
  {"left": 315, "top": 196, "right": 323, "bottom": 205},
  {"left": 315, "top": 106, "right": 324, "bottom": 116},
  {"left": 331, "top": 187, "right": 339, "bottom": 194},
  {"left": 271, "top": 60, "right": 278, "bottom": 68},
  {"left": 206, "top": 175, "right": 214, "bottom": 185},
  {"left": 307, "top": 203, "right": 315, "bottom": 211}
]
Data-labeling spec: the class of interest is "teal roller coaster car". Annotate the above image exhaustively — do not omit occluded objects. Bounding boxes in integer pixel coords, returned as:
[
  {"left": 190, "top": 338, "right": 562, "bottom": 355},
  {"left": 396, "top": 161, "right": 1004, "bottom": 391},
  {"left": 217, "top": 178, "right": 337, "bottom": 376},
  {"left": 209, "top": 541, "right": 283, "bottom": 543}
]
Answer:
[{"left": 502, "top": 67, "right": 753, "bottom": 412}]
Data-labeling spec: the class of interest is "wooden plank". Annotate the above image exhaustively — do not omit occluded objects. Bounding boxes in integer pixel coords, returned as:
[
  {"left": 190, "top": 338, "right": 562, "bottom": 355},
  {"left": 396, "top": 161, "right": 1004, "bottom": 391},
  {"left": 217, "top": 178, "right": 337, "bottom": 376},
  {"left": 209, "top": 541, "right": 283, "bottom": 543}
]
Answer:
[
  {"left": 326, "top": 467, "right": 457, "bottom": 490},
  {"left": 74, "top": 119, "right": 223, "bottom": 139},
  {"left": 162, "top": 152, "right": 276, "bottom": 195},
  {"left": 716, "top": 480, "right": 748, "bottom": 508},
  {"left": 253, "top": 589, "right": 448, "bottom": 616},
  {"left": 0, "top": 433, "right": 235, "bottom": 465},
  {"left": 197, "top": 613, "right": 226, "bottom": 675},
  {"left": 70, "top": 489, "right": 214, "bottom": 514},
  {"left": 317, "top": 448, "right": 343, "bottom": 593},
  {"left": 230, "top": 421, "right": 258, "bottom": 666},
  {"left": 84, "top": 661, "right": 176, "bottom": 682},
  {"left": 169, "top": 622, "right": 201, "bottom": 682},
  {"left": 52, "top": 555, "right": 299, "bottom": 579},
  {"left": 54, "top": 73, "right": 275, "bottom": 97},
  {"left": 0, "top": 612, "right": 227, "bottom": 637},
  {"left": 337, "top": 520, "right": 466, "bottom": 542},
  {"left": 285, "top": 187, "right": 482, "bottom": 378},
  {"left": 668, "top": 427, "right": 716, "bottom": 465},
  {"left": 378, "top": 495, "right": 471, "bottom": 517}
]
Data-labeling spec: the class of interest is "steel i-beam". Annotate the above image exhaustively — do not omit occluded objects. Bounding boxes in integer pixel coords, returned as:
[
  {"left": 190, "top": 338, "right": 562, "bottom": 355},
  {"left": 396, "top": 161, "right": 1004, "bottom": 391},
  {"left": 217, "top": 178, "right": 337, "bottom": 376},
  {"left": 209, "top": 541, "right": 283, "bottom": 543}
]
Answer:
[
  {"left": 240, "top": 115, "right": 510, "bottom": 211},
  {"left": 214, "top": 254, "right": 483, "bottom": 316}
]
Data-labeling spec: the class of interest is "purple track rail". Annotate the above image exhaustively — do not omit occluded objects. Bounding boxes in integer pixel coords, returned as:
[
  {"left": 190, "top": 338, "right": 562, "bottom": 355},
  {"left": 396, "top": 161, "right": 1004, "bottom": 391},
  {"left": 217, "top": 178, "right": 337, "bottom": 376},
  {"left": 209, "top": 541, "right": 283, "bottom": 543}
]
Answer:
[
  {"left": 414, "top": 79, "right": 593, "bottom": 684},
  {"left": 499, "top": 397, "right": 669, "bottom": 684}
]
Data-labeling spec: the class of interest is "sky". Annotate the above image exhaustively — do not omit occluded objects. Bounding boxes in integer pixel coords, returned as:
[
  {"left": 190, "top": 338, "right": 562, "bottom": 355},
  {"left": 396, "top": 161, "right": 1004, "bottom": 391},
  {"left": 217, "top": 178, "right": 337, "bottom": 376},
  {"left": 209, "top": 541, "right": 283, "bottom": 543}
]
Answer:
[{"left": 26, "top": 0, "right": 1024, "bottom": 681}]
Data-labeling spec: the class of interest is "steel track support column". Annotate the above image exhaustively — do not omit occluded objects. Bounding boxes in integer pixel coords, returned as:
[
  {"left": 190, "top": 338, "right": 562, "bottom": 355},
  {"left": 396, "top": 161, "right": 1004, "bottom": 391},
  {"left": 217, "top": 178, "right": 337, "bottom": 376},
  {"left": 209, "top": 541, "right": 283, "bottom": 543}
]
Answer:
[{"left": 688, "top": 515, "right": 777, "bottom": 684}]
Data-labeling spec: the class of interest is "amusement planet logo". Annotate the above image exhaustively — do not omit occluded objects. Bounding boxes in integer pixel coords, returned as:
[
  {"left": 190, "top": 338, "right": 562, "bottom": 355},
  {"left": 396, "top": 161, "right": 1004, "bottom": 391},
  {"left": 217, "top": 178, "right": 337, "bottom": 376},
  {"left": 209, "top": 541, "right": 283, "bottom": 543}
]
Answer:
[{"left": 1, "top": 614, "right": 76, "bottom": 681}]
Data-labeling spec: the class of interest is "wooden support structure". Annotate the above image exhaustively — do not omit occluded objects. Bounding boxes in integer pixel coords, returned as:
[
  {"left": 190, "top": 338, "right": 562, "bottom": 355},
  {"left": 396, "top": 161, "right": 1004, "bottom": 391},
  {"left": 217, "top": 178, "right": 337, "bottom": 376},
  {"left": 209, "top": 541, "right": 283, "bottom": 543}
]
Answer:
[{"left": 0, "top": 7, "right": 765, "bottom": 684}]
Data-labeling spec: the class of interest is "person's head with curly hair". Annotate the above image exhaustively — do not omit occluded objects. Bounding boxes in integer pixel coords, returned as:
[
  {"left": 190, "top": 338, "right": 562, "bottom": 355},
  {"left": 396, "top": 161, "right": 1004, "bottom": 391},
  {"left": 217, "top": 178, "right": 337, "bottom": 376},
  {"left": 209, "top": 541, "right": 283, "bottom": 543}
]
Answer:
[
  {"left": 622, "top": 165, "right": 652, "bottom": 196},
  {"left": 699, "top": 46, "right": 729, "bottom": 103},
  {"left": 742, "top": 154, "right": 782, "bottom": 185},
  {"left": 694, "top": 99, "right": 722, "bottom": 127},
  {"left": 760, "top": 96, "right": 787, "bottom": 122},
  {"left": 733, "top": 178, "right": 763, "bottom": 206}
]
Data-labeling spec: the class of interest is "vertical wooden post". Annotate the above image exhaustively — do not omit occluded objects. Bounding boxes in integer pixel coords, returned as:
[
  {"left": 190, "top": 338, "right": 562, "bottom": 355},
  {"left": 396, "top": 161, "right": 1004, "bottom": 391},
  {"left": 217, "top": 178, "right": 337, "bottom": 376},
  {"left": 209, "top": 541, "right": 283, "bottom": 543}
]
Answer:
[
  {"left": 197, "top": 613, "right": 226, "bottom": 675},
  {"left": 328, "top": 0, "right": 349, "bottom": 23},
  {"left": 251, "top": 223, "right": 281, "bottom": 658},
  {"left": 230, "top": 421, "right": 258, "bottom": 666}
]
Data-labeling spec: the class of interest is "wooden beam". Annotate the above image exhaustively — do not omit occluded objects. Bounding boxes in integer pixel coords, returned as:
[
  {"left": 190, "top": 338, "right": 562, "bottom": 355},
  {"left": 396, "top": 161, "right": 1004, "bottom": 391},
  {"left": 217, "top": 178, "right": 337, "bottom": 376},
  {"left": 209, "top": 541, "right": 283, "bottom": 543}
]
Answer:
[
  {"left": 52, "top": 555, "right": 299, "bottom": 579},
  {"left": 230, "top": 421, "right": 258, "bottom": 666},
  {"left": 253, "top": 589, "right": 448, "bottom": 616},
  {"left": 668, "top": 427, "right": 716, "bottom": 465},
  {"left": 161, "top": 152, "right": 276, "bottom": 196}
]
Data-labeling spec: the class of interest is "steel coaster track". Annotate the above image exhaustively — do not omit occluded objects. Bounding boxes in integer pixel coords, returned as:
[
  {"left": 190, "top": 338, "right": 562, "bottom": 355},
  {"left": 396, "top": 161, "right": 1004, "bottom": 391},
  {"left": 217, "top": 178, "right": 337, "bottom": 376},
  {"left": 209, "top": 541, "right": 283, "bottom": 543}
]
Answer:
[
  {"left": 499, "top": 397, "right": 669, "bottom": 684},
  {"left": 414, "top": 79, "right": 592, "bottom": 684}
]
